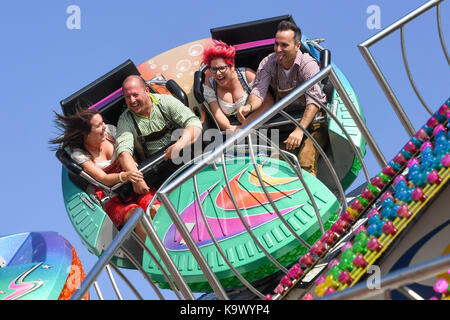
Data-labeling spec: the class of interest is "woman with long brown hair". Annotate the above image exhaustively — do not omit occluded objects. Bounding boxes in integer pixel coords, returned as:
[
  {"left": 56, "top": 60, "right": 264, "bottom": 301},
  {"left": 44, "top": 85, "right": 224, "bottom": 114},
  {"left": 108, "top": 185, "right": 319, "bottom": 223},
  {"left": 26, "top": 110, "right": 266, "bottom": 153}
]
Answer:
[{"left": 50, "top": 109, "right": 160, "bottom": 240}]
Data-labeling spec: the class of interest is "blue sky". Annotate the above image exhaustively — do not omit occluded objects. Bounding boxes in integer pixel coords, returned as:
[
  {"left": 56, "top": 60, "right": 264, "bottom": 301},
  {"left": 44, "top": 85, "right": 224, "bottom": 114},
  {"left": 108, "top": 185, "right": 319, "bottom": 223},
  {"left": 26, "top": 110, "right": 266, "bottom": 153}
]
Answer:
[{"left": 0, "top": 0, "right": 448, "bottom": 299}]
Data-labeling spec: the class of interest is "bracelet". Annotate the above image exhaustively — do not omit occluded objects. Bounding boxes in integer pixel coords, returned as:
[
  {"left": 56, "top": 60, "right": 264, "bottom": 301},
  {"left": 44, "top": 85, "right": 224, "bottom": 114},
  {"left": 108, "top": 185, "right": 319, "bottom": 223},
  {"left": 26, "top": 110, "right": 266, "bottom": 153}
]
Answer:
[
  {"left": 119, "top": 171, "right": 125, "bottom": 183},
  {"left": 249, "top": 103, "right": 253, "bottom": 113}
]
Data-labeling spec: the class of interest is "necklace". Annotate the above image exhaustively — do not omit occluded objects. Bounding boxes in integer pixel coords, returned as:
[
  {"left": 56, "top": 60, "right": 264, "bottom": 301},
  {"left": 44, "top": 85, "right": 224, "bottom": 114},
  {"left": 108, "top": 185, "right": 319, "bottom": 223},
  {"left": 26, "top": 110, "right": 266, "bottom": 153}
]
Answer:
[{"left": 84, "top": 142, "right": 102, "bottom": 153}]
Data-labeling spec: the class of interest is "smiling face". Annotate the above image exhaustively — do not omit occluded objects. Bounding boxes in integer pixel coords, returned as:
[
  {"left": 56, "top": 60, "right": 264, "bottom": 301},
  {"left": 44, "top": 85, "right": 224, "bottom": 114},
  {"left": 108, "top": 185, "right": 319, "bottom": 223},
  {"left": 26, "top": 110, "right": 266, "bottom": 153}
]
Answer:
[
  {"left": 85, "top": 113, "right": 107, "bottom": 145},
  {"left": 123, "top": 77, "right": 151, "bottom": 116},
  {"left": 274, "top": 29, "right": 300, "bottom": 69},
  {"left": 210, "top": 57, "right": 234, "bottom": 87}
]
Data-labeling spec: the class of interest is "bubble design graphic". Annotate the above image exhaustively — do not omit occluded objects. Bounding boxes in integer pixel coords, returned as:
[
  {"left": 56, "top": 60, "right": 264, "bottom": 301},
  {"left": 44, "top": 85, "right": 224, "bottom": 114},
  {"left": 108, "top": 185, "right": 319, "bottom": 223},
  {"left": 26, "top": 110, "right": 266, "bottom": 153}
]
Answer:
[
  {"left": 188, "top": 44, "right": 204, "bottom": 57},
  {"left": 176, "top": 59, "right": 192, "bottom": 73}
]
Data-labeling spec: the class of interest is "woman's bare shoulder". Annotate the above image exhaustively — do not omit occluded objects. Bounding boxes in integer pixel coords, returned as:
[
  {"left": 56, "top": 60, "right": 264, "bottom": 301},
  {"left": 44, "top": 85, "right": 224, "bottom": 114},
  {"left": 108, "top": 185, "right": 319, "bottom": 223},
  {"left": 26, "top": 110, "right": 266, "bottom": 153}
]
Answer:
[{"left": 244, "top": 67, "right": 256, "bottom": 82}]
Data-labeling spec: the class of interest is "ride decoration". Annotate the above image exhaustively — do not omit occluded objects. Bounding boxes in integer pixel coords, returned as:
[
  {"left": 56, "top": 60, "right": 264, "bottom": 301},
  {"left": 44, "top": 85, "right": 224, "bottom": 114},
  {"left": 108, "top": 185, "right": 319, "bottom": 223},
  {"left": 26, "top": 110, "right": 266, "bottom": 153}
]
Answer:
[
  {"left": 56, "top": 15, "right": 369, "bottom": 295},
  {"left": 145, "top": 155, "right": 340, "bottom": 292},
  {"left": 430, "top": 269, "right": 450, "bottom": 300},
  {"left": 0, "top": 232, "right": 88, "bottom": 300},
  {"left": 264, "top": 99, "right": 449, "bottom": 300},
  {"left": 58, "top": 246, "right": 89, "bottom": 300}
]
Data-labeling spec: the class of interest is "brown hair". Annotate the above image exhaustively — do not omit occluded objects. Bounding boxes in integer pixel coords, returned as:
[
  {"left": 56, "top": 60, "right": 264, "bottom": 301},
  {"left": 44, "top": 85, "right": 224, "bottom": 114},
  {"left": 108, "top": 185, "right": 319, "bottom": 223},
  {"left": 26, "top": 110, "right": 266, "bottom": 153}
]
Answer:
[
  {"left": 277, "top": 20, "right": 302, "bottom": 44},
  {"left": 49, "top": 109, "right": 100, "bottom": 151}
]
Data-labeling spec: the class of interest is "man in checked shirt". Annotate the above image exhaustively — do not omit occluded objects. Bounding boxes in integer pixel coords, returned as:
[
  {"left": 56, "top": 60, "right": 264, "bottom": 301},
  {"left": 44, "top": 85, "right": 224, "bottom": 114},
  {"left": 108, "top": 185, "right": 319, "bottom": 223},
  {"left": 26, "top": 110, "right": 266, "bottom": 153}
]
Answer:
[{"left": 237, "top": 20, "right": 328, "bottom": 177}]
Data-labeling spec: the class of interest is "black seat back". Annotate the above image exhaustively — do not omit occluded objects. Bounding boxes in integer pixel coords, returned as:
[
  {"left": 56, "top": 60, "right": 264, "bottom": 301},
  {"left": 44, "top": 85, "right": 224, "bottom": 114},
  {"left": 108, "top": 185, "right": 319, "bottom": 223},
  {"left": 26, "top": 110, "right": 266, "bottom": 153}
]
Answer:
[
  {"left": 210, "top": 14, "right": 294, "bottom": 46},
  {"left": 166, "top": 79, "right": 190, "bottom": 108},
  {"left": 60, "top": 59, "right": 140, "bottom": 117},
  {"left": 56, "top": 148, "right": 89, "bottom": 191}
]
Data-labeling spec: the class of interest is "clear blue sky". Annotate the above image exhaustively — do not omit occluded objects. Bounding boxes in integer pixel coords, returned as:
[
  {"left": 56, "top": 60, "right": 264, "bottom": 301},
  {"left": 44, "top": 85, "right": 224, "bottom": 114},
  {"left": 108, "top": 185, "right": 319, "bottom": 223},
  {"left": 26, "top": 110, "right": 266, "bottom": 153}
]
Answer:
[{"left": 0, "top": 0, "right": 448, "bottom": 299}]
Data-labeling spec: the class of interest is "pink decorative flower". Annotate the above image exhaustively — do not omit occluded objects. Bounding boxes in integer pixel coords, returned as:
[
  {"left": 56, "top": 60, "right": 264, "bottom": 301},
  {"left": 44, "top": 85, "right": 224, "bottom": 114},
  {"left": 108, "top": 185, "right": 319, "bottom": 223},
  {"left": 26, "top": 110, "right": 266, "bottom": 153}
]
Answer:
[
  {"left": 299, "top": 252, "right": 315, "bottom": 267},
  {"left": 302, "top": 293, "right": 314, "bottom": 300},
  {"left": 280, "top": 275, "right": 292, "bottom": 287},
  {"left": 338, "top": 270, "right": 353, "bottom": 285},
  {"left": 433, "top": 278, "right": 449, "bottom": 294},
  {"left": 274, "top": 284, "right": 285, "bottom": 295},
  {"left": 311, "top": 241, "right": 326, "bottom": 256},
  {"left": 367, "top": 238, "right": 382, "bottom": 252}
]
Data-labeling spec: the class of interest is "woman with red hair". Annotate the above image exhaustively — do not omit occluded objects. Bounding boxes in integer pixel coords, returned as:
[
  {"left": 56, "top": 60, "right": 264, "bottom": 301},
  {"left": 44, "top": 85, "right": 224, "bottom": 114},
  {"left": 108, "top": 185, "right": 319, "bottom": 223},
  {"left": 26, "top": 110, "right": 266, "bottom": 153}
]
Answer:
[{"left": 202, "top": 40, "right": 273, "bottom": 131}]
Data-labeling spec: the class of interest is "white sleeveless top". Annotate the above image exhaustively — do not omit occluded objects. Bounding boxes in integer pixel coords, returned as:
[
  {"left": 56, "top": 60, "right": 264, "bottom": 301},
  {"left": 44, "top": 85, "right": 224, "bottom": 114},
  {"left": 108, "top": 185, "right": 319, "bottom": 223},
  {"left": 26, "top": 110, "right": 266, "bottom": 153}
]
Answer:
[
  {"left": 71, "top": 124, "right": 117, "bottom": 169},
  {"left": 202, "top": 67, "right": 254, "bottom": 116}
]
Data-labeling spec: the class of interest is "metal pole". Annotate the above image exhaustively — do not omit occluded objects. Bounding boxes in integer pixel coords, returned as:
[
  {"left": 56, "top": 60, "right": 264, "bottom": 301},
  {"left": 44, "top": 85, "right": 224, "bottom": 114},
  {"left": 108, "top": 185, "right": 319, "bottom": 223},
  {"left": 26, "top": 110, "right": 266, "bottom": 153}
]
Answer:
[
  {"left": 105, "top": 264, "right": 124, "bottom": 300},
  {"left": 436, "top": 3, "right": 450, "bottom": 64},
  {"left": 219, "top": 153, "right": 288, "bottom": 273},
  {"left": 130, "top": 232, "right": 184, "bottom": 300},
  {"left": 139, "top": 214, "right": 195, "bottom": 300},
  {"left": 400, "top": 26, "right": 433, "bottom": 115},
  {"left": 358, "top": 45, "right": 416, "bottom": 137},
  {"left": 192, "top": 175, "right": 265, "bottom": 299},
  {"left": 157, "top": 192, "right": 230, "bottom": 300},
  {"left": 93, "top": 281, "right": 104, "bottom": 300},
  {"left": 108, "top": 263, "right": 144, "bottom": 300},
  {"left": 357, "top": 0, "right": 444, "bottom": 138},
  {"left": 119, "top": 246, "right": 165, "bottom": 300},
  {"left": 247, "top": 134, "right": 312, "bottom": 247},
  {"left": 70, "top": 208, "right": 144, "bottom": 300},
  {"left": 329, "top": 68, "right": 388, "bottom": 167},
  {"left": 306, "top": 92, "right": 371, "bottom": 184},
  {"left": 279, "top": 109, "right": 348, "bottom": 213},
  {"left": 360, "top": 0, "right": 443, "bottom": 47}
]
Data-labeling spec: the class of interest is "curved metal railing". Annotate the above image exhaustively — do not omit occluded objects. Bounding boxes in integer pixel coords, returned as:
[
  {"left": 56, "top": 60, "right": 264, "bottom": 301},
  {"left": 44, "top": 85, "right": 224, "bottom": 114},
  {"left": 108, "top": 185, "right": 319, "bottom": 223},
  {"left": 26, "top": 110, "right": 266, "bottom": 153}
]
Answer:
[
  {"left": 71, "top": 62, "right": 381, "bottom": 300},
  {"left": 358, "top": 0, "right": 448, "bottom": 137}
]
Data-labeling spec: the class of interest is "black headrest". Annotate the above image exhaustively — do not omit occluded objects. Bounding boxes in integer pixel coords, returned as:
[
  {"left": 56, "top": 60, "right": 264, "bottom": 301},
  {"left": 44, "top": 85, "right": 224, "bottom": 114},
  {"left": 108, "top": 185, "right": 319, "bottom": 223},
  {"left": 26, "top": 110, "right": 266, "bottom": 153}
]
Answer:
[
  {"left": 211, "top": 15, "right": 295, "bottom": 45},
  {"left": 166, "top": 79, "right": 189, "bottom": 108},
  {"left": 60, "top": 59, "right": 140, "bottom": 116}
]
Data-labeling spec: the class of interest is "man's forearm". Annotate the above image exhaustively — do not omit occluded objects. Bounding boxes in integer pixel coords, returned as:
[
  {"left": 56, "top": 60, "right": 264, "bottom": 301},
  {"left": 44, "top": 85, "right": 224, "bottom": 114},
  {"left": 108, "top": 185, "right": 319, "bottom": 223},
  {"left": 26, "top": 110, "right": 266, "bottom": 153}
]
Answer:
[
  {"left": 247, "top": 94, "right": 264, "bottom": 111},
  {"left": 178, "top": 125, "right": 201, "bottom": 147},
  {"left": 299, "top": 103, "right": 319, "bottom": 129}
]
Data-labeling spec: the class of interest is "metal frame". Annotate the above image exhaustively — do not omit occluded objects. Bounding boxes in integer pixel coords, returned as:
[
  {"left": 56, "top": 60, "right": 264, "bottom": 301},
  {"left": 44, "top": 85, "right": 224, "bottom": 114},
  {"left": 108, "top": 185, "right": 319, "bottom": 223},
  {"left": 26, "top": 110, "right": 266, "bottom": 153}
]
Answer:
[
  {"left": 358, "top": 0, "right": 447, "bottom": 137},
  {"left": 71, "top": 63, "right": 379, "bottom": 300},
  {"left": 155, "top": 65, "right": 382, "bottom": 299},
  {"left": 70, "top": 2, "right": 447, "bottom": 300},
  {"left": 321, "top": 254, "right": 450, "bottom": 300}
]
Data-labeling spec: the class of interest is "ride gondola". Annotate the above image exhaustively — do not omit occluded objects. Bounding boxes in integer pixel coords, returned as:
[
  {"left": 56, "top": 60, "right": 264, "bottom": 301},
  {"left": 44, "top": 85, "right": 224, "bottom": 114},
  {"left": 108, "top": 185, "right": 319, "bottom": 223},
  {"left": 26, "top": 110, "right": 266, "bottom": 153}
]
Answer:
[{"left": 55, "top": 15, "right": 367, "bottom": 292}]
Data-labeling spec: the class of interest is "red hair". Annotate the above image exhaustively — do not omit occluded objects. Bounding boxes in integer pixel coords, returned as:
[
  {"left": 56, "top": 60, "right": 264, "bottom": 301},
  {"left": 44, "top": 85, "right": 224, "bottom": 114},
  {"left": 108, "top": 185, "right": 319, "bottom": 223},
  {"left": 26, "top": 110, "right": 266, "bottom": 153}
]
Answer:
[{"left": 202, "top": 40, "right": 236, "bottom": 67}]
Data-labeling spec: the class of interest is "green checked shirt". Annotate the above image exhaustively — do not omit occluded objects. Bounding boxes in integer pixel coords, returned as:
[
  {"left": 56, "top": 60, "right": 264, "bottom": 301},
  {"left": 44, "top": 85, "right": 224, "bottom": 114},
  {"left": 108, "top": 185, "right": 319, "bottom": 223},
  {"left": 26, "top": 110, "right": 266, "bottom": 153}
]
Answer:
[{"left": 115, "top": 93, "right": 202, "bottom": 158}]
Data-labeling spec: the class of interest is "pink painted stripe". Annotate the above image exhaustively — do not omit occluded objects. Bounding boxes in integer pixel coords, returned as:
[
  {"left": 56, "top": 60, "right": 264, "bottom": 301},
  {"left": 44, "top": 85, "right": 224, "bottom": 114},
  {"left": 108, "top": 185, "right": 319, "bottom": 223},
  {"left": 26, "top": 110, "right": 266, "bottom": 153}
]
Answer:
[
  {"left": 88, "top": 88, "right": 123, "bottom": 110},
  {"left": 234, "top": 38, "right": 275, "bottom": 51}
]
